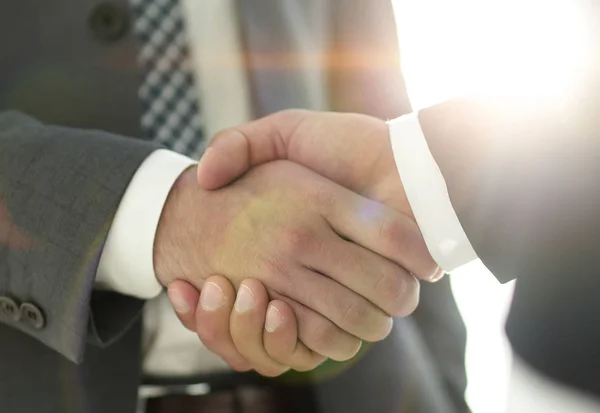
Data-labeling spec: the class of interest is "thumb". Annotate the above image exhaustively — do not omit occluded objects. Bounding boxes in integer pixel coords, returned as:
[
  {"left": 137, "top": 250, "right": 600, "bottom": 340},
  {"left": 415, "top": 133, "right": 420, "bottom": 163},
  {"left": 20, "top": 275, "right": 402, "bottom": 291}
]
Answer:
[
  {"left": 197, "top": 110, "right": 307, "bottom": 190},
  {"left": 196, "top": 132, "right": 254, "bottom": 190}
]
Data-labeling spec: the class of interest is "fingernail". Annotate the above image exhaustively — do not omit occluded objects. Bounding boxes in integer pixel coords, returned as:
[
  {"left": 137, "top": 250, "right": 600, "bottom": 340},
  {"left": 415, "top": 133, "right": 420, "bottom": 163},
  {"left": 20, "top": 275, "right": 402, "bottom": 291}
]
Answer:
[
  {"left": 235, "top": 284, "right": 254, "bottom": 313},
  {"left": 265, "top": 305, "right": 283, "bottom": 332},
  {"left": 168, "top": 289, "right": 190, "bottom": 313},
  {"left": 384, "top": 317, "right": 394, "bottom": 337},
  {"left": 200, "top": 282, "right": 225, "bottom": 311},
  {"left": 429, "top": 266, "right": 445, "bottom": 282}
]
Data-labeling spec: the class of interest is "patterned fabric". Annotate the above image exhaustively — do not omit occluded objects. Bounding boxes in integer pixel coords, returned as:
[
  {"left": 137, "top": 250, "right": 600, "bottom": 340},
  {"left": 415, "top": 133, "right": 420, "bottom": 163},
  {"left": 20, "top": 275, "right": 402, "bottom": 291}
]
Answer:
[{"left": 129, "top": 0, "right": 205, "bottom": 158}]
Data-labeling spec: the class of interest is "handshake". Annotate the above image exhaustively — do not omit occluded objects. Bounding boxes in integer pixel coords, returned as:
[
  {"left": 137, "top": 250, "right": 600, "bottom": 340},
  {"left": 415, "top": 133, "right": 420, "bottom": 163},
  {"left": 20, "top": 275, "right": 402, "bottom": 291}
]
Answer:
[{"left": 154, "top": 110, "right": 443, "bottom": 377}]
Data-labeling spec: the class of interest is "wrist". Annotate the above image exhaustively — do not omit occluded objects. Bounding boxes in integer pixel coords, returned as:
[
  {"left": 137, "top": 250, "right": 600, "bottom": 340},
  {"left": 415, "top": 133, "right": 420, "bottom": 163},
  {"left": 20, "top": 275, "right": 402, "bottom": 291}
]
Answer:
[
  {"left": 96, "top": 149, "right": 195, "bottom": 299},
  {"left": 362, "top": 120, "right": 414, "bottom": 219},
  {"left": 153, "top": 166, "right": 200, "bottom": 286}
]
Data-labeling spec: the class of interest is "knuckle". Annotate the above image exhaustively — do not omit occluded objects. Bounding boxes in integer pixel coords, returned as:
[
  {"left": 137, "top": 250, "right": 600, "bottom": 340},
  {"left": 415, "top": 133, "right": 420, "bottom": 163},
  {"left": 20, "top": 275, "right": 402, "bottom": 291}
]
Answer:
[
  {"left": 310, "top": 319, "right": 339, "bottom": 353},
  {"left": 378, "top": 218, "right": 409, "bottom": 251},
  {"left": 373, "top": 268, "right": 409, "bottom": 313},
  {"left": 309, "top": 319, "right": 360, "bottom": 362},
  {"left": 340, "top": 300, "right": 370, "bottom": 332},
  {"left": 375, "top": 270, "right": 403, "bottom": 300},
  {"left": 280, "top": 226, "right": 315, "bottom": 255},
  {"left": 264, "top": 346, "right": 286, "bottom": 363},
  {"left": 320, "top": 287, "right": 349, "bottom": 326},
  {"left": 197, "top": 329, "right": 222, "bottom": 349},
  {"left": 336, "top": 288, "right": 393, "bottom": 342},
  {"left": 326, "top": 289, "right": 377, "bottom": 341},
  {"left": 264, "top": 337, "right": 291, "bottom": 361}
]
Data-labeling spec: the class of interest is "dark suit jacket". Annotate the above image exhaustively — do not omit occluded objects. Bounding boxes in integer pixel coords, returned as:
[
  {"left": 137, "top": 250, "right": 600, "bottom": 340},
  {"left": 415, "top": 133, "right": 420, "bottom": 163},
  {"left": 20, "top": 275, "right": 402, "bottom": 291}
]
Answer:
[
  {"left": 0, "top": 1, "right": 468, "bottom": 412},
  {"left": 418, "top": 5, "right": 600, "bottom": 395}
]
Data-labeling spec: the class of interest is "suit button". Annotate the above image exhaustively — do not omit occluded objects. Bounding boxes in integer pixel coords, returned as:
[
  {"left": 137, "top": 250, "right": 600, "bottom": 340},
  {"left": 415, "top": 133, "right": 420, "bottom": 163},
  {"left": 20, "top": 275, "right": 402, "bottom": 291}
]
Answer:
[
  {"left": 20, "top": 302, "right": 45, "bottom": 330},
  {"left": 89, "top": 2, "right": 130, "bottom": 42},
  {"left": 0, "top": 297, "right": 20, "bottom": 322}
]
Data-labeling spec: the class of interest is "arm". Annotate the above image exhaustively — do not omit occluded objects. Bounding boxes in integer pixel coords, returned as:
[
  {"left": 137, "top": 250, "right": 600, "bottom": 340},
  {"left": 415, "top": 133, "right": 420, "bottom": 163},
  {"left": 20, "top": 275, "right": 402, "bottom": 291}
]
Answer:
[
  {"left": 0, "top": 110, "right": 160, "bottom": 363},
  {"left": 418, "top": 97, "right": 600, "bottom": 397}
]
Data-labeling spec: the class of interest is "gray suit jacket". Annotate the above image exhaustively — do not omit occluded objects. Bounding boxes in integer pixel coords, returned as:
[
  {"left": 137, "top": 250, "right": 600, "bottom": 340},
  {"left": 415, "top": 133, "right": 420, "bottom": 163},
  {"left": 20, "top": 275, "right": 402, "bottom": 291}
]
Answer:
[{"left": 0, "top": 1, "right": 466, "bottom": 412}]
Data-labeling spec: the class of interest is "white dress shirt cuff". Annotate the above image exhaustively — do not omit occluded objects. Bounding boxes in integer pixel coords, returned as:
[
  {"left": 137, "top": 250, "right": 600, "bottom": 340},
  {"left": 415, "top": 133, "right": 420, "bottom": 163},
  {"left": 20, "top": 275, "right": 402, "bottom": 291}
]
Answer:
[
  {"left": 387, "top": 112, "right": 478, "bottom": 271},
  {"left": 96, "top": 149, "right": 197, "bottom": 300}
]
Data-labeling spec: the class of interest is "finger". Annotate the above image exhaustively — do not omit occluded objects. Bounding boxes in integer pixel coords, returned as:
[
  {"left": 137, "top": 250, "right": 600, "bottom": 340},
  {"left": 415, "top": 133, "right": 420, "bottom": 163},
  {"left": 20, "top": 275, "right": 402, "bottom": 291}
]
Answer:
[
  {"left": 167, "top": 280, "right": 201, "bottom": 332},
  {"left": 263, "top": 300, "right": 327, "bottom": 372},
  {"left": 271, "top": 267, "right": 393, "bottom": 343},
  {"left": 195, "top": 276, "right": 251, "bottom": 372},
  {"left": 307, "top": 235, "right": 421, "bottom": 318},
  {"left": 197, "top": 110, "right": 309, "bottom": 190},
  {"left": 319, "top": 188, "right": 440, "bottom": 282},
  {"left": 269, "top": 292, "right": 364, "bottom": 362},
  {"left": 230, "top": 280, "right": 290, "bottom": 377}
]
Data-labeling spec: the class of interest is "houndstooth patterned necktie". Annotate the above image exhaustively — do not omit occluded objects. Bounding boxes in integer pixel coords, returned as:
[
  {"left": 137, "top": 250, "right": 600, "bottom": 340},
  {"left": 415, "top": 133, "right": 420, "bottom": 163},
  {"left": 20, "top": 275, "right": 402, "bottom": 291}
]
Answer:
[{"left": 129, "top": 0, "right": 205, "bottom": 158}]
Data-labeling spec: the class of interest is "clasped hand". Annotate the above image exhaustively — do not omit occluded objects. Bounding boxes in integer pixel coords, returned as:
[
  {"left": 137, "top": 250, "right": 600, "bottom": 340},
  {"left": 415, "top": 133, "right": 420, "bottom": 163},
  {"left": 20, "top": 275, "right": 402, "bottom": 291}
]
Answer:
[{"left": 155, "top": 110, "right": 443, "bottom": 377}]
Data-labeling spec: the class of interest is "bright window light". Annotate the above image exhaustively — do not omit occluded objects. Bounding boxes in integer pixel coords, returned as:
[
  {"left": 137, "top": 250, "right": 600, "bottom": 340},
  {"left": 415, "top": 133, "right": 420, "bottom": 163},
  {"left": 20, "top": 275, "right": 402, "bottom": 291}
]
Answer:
[{"left": 393, "top": 0, "right": 592, "bottom": 110}]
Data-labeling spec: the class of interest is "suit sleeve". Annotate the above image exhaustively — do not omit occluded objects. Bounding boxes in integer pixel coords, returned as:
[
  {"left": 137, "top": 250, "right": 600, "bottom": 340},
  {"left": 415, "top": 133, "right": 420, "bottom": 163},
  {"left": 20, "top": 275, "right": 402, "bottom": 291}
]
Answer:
[
  {"left": 0, "top": 110, "right": 160, "bottom": 363},
  {"left": 418, "top": 93, "right": 600, "bottom": 397},
  {"left": 419, "top": 94, "right": 600, "bottom": 283}
]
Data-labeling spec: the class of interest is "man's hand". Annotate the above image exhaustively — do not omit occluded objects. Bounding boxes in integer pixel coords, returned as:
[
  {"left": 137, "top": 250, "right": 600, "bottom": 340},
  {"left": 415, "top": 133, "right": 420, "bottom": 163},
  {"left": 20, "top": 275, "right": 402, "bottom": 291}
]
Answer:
[
  {"left": 154, "top": 161, "right": 434, "bottom": 361},
  {"left": 196, "top": 110, "right": 420, "bottom": 245},
  {"left": 168, "top": 277, "right": 317, "bottom": 377}
]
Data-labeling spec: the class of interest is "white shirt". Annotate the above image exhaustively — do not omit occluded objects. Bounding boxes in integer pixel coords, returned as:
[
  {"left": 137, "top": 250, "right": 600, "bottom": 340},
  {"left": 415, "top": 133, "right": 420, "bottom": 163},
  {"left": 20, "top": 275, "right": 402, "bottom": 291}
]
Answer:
[{"left": 96, "top": 0, "right": 252, "bottom": 377}]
